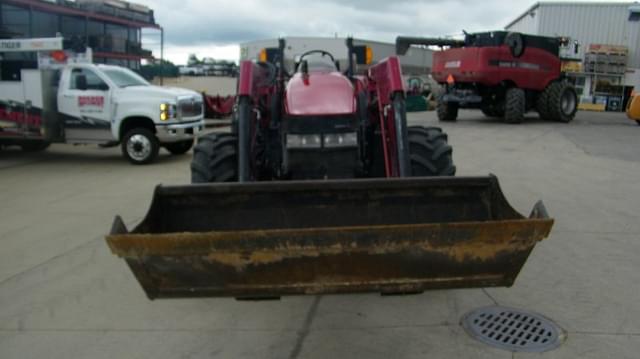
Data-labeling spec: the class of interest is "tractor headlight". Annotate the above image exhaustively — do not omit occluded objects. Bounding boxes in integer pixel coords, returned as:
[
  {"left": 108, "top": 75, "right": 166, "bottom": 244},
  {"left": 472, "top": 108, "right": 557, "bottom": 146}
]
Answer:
[
  {"left": 160, "top": 103, "right": 177, "bottom": 121},
  {"left": 286, "top": 133, "right": 358, "bottom": 149},
  {"left": 286, "top": 134, "right": 322, "bottom": 149},
  {"left": 324, "top": 133, "right": 358, "bottom": 148}
]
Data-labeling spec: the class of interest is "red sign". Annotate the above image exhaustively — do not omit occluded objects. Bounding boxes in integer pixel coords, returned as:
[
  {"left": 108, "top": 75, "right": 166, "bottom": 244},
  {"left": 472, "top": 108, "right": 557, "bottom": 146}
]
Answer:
[
  {"left": 0, "top": 107, "right": 41, "bottom": 127},
  {"left": 78, "top": 96, "right": 105, "bottom": 107}
]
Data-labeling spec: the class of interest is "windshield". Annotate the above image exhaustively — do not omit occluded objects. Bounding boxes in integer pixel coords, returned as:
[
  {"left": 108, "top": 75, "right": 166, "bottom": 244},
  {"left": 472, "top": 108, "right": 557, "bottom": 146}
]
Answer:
[{"left": 102, "top": 68, "right": 150, "bottom": 88}]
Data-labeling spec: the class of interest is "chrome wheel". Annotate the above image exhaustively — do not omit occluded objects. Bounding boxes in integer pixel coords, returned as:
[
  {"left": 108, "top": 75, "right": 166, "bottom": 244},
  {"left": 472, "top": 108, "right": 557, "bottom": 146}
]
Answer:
[{"left": 127, "top": 134, "right": 152, "bottom": 162}]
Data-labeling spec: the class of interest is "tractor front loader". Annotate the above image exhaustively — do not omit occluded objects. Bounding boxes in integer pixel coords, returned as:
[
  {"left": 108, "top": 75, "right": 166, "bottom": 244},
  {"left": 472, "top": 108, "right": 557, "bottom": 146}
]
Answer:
[{"left": 107, "top": 39, "right": 554, "bottom": 300}]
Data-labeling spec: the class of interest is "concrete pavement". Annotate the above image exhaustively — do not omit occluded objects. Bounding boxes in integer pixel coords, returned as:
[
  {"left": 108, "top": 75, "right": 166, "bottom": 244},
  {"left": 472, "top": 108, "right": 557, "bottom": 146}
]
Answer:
[{"left": 0, "top": 110, "right": 638, "bottom": 358}]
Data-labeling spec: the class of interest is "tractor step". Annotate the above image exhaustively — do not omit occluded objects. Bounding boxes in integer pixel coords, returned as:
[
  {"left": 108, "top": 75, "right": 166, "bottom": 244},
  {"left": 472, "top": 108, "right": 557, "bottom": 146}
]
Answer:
[{"left": 106, "top": 176, "right": 553, "bottom": 299}]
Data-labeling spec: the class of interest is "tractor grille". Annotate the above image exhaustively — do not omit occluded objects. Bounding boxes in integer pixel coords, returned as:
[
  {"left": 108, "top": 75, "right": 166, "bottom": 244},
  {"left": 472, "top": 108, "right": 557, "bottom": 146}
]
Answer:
[{"left": 179, "top": 98, "right": 203, "bottom": 118}]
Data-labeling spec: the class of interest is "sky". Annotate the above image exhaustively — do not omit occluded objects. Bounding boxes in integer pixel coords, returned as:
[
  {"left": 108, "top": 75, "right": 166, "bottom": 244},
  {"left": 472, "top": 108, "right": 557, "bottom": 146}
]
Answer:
[{"left": 134, "top": 0, "right": 624, "bottom": 65}]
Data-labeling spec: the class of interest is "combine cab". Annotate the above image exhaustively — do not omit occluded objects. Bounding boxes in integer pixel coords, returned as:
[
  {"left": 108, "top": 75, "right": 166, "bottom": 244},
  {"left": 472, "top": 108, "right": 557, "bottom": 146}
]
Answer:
[{"left": 107, "top": 39, "right": 554, "bottom": 299}]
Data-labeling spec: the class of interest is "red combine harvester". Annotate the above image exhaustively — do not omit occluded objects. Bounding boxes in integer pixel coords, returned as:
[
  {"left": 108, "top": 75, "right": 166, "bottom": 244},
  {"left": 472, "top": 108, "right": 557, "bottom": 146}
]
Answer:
[
  {"left": 397, "top": 32, "right": 579, "bottom": 123},
  {"left": 106, "top": 39, "right": 553, "bottom": 300}
]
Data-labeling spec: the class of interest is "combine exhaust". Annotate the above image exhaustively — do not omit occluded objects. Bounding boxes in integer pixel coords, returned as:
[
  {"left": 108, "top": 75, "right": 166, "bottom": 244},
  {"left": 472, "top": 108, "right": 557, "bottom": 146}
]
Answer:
[{"left": 107, "top": 176, "right": 553, "bottom": 300}]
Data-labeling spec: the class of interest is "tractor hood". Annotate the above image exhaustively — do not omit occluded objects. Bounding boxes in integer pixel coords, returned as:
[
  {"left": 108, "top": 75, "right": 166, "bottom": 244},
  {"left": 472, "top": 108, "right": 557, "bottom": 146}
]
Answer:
[{"left": 285, "top": 72, "right": 356, "bottom": 116}]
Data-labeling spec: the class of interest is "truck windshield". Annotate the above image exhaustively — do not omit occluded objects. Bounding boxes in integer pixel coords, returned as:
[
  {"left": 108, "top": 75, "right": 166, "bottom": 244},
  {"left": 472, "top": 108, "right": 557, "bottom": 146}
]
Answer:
[{"left": 102, "top": 68, "right": 150, "bottom": 88}]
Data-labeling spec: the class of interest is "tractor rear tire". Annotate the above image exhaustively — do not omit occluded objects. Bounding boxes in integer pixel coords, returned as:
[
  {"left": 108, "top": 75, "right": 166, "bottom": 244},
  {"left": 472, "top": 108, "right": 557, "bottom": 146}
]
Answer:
[
  {"left": 408, "top": 126, "right": 456, "bottom": 177},
  {"left": 504, "top": 88, "right": 525, "bottom": 124},
  {"left": 191, "top": 133, "right": 238, "bottom": 183},
  {"left": 547, "top": 82, "right": 578, "bottom": 123},
  {"left": 636, "top": 120, "right": 640, "bottom": 126},
  {"left": 437, "top": 99, "right": 458, "bottom": 122}
]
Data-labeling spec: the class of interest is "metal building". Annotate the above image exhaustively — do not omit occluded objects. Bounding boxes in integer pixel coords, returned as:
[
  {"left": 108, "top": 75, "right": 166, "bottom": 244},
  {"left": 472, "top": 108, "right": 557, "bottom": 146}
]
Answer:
[
  {"left": 506, "top": 1, "right": 640, "bottom": 110},
  {"left": 240, "top": 36, "right": 433, "bottom": 77}
]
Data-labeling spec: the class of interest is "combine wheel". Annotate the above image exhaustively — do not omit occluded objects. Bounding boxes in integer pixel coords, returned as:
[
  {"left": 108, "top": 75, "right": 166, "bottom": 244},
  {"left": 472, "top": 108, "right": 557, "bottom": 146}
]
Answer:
[
  {"left": 437, "top": 97, "right": 458, "bottom": 122},
  {"left": 191, "top": 133, "right": 238, "bottom": 183},
  {"left": 408, "top": 126, "right": 456, "bottom": 176},
  {"left": 547, "top": 82, "right": 578, "bottom": 123},
  {"left": 536, "top": 87, "right": 552, "bottom": 121},
  {"left": 504, "top": 88, "right": 525, "bottom": 124}
]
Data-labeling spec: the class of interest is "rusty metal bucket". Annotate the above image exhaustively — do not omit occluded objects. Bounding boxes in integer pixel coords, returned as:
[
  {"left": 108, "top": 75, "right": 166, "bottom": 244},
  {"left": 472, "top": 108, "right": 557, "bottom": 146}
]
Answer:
[{"left": 106, "top": 176, "right": 553, "bottom": 300}]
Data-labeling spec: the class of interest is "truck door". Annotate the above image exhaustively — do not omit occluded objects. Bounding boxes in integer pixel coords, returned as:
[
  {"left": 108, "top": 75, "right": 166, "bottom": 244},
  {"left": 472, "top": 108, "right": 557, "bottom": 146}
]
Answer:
[{"left": 58, "top": 68, "right": 113, "bottom": 142}]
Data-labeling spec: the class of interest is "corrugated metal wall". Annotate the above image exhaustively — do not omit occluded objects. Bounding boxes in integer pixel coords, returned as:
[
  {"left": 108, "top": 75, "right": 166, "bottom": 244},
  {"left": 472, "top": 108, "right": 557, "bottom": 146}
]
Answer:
[
  {"left": 508, "top": 3, "right": 639, "bottom": 68},
  {"left": 506, "top": 8, "right": 540, "bottom": 34}
]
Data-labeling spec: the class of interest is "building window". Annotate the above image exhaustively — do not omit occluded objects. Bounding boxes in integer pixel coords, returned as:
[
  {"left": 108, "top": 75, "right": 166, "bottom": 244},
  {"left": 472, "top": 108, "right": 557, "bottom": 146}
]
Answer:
[
  {"left": 60, "top": 16, "right": 85, "bottom": 38},
  {"left": 105, "top": 23, "right": 128, "bottom": 53},
  {"left": 32, "top": 11, "right": 59, "bottom": 38},
  {"left": 1, "top": 4, "right": 30, "bottom": 38}
]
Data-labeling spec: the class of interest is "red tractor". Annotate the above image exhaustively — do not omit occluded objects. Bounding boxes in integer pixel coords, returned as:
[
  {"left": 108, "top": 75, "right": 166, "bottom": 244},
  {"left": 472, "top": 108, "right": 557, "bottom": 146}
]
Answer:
[
  {"left": 397, "top": 31, "right": 579, "bottom": 124},
  {"left": 191, "top": 39, "right": 455, "bottom": 182},
  {"left": 106, "top": 39, "right": 553, "bottom": 300}
]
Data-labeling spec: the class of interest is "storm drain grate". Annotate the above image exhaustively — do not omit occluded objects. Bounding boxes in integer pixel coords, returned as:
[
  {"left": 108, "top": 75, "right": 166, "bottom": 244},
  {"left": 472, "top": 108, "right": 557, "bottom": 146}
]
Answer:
[{"left": 461, "top": 306, "right": 563, "bottom": 352}]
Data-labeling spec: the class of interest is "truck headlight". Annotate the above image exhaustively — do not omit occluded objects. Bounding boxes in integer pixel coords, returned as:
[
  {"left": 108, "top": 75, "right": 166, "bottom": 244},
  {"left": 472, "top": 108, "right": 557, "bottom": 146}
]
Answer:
[{"left": 160, "top": 103, "right": 177, "bottom": 121}]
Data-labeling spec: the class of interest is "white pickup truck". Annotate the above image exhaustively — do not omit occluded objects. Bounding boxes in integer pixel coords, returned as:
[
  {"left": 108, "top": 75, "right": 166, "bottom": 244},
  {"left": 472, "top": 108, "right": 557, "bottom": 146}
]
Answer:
[{"left": 0, "top": 40, "right": 205, "bottom": 164}]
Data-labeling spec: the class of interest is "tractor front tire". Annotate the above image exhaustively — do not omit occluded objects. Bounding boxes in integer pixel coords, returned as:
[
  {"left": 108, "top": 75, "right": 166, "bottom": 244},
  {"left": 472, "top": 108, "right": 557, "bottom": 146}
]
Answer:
[
  {"left": 408, "top": 126, "right": 456, "bottom": 177},
  {"left": 437, "top": 98, "right": 458, "bottom": 122},
  {"left": 165, "top": 139, "right": 194, "bottom": 155},
  {"left": 504, "top": 88, "right": 525, "bottom": 124},
  {"left": 191, "top": 133, "right": 238, "bottom": 183},
  {"left": 547, "top": 82, "right": 578, "bottom": 123}
]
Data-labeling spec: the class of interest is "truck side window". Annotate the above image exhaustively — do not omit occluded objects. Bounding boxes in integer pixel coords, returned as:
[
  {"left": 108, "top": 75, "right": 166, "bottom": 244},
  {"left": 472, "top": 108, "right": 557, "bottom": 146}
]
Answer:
[{"left": 70, "top": 68, "right": 108, "bottom": 91}]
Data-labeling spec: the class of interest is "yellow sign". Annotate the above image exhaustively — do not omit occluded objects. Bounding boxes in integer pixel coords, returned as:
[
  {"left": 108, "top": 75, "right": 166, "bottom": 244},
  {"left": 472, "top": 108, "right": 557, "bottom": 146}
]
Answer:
[{"left": 561, "top": 61, "right": 583, "bottom": 73}]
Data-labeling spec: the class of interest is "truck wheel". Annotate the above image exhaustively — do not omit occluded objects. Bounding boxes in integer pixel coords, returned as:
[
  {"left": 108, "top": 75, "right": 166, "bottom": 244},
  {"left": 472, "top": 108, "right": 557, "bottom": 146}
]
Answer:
[
  {"left": 547, "top": 82, "right": 578, "bottom": 123},
  {"left": 165, "top": 140, "right": 194, "bottom": 155},
  {"left": 504, "top": 88, "right": 525, "bottom": 124},
  {"left": 408, "top": 126, "right": 456, "bottom": 176},
  {"left": 20, "top": 141, "right": 50, "bottom": 152},
  {"left": 122, "top": 128, "right": 159, "bottom": 165},
  {"left": 191, "top": 133, "right": 238, "bottom": 183},
  {"left": 437, "top": 99, "right": 458, "bottom": 122}
]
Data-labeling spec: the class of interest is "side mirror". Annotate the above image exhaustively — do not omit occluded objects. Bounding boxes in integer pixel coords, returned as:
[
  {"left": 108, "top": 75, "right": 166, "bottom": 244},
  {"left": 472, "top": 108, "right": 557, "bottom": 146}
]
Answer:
[{"left": 75, "top": 74, "right": 87, "bottom": 91}]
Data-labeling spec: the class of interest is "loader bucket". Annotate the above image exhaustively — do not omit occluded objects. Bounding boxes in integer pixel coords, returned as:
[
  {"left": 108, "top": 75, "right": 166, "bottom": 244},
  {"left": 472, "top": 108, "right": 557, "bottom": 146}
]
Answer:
[{"left": 106, "top": 176, "right": 553, "bottom": 299}]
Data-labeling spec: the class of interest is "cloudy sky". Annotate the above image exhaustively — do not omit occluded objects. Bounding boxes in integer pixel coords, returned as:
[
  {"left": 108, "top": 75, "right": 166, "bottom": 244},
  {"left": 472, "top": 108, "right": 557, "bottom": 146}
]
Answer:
[{"left": 134, "top": 0, "right": 619, "bottom": 65}]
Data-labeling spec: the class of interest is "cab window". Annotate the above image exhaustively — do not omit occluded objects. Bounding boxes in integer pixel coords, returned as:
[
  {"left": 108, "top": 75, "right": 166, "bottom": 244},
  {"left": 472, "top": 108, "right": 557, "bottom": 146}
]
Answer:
[{"left": 70, "top": 68, "right": 108, "bottom": 91}]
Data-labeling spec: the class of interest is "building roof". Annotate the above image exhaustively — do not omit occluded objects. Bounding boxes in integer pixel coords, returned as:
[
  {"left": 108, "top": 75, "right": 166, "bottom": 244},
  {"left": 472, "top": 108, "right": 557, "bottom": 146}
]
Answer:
[{"left": 506, "top": 1, "right": 635, "bottom": 29}]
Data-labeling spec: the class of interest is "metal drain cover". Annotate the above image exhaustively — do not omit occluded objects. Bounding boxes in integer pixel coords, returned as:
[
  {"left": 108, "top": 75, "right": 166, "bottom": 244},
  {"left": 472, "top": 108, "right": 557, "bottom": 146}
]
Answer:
[{"left": 461, "top": 306, "right": 564, "bottom": 352}]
